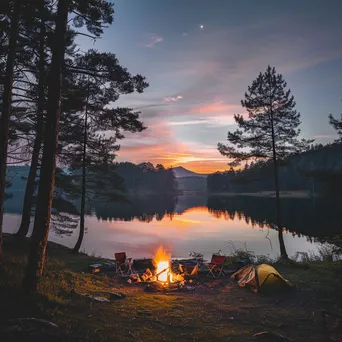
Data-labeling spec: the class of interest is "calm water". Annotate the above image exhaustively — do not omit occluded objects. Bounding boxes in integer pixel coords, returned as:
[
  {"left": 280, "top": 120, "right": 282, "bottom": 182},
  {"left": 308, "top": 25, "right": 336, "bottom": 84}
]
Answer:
[{"left": 4, "top": 195, "right": 341, "bottom": 260}]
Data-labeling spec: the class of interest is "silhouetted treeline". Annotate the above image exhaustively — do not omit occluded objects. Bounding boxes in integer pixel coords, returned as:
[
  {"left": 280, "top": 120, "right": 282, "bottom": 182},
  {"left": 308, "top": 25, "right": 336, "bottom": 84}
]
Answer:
[
  {"left": 208, "top": 143, "right": 342, "bottom": 196},
  {"left": 5, "top": 162, "right": 178, "bottom": 208},
  {"left": 115, "top": 162, "right": 178, "bottom": 195}
]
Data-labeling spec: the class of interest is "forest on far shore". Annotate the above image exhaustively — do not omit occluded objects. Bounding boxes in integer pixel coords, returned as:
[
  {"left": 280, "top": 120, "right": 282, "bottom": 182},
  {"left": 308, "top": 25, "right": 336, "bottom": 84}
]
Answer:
[{"left": 207, "top": 142, "right": 342, "bottom": 197}]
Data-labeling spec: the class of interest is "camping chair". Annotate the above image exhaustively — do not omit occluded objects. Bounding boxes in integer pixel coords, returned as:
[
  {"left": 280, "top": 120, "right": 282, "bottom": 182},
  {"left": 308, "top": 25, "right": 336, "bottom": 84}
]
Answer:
[
  {"left": 114, "top": 252, "right": 127, "bottom": 275},
  {"left": 205, "top": 254, "right": 226, "bottom": 278}
]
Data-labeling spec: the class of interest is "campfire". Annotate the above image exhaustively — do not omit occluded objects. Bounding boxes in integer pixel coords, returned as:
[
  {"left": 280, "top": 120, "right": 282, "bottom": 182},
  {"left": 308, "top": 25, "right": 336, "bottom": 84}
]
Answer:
[
  {"left": 127, "top": 245, "right": 199, "bottom": 292},
  {"left": 153, "top": 246, "right": 173, "bottom": 283}
]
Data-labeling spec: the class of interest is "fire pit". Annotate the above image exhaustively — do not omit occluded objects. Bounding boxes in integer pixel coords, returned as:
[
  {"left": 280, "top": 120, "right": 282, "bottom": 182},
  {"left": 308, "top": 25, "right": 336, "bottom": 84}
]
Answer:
[
  {"left": 153, "top": 246, "right": 173, "bottom": 284},
  {"left": 142, "top": 246, "right": 189, "bottom": 292},
  {"left": 127, "top": 246, "right": 199, "bottom": 292}
]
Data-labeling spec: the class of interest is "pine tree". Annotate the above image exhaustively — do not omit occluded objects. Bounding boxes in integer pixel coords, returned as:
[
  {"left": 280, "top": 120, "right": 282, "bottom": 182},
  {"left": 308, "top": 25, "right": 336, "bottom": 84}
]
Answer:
[
  {"left": 60, "top": 49, "right": 148, "bottom": 253},
  {"left": 218, "top": 66, "right": 312, "bottom": 259},
  {"left": 329, "top": 104, "right": 342, "bottom": 141},
  {"left": 16, "top": 0, "right": 49, "bottom": 237},
  {"left": 0, "top": 0, "right": 22, "bottom": 262},
  {"left": 1, "top": 1, "right": 47, "bottom": 235},
  {"left": 16, "top": 5, "right": 80, "bottom": 238},
  {"left": 22, "top": 0, "right": 114, "bottom": 293},
  {"left": 22, "top": 0, "right": 69, "bottom": 294}
]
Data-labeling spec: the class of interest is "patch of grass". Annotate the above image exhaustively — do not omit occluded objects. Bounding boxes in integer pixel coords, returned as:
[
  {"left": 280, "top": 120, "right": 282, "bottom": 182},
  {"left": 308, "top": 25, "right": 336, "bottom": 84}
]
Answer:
[
  {"left": 277, "top": 261, "right": 342, "bottom": 311},
  {"left": 1, "top": 234, "right": 342, "bottom": 341},
  {"left": 293, "top": 243, "right": 342, "bottom": 263}
]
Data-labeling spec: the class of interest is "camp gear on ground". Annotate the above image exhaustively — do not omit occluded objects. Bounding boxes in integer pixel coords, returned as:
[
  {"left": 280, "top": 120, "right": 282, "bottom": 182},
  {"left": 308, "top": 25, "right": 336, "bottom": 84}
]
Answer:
[
  {"left": 133, "top": 258, "right": 154, "bottom": 270},
  {"left": 179, "top": 260, "right": 199, "bottom": 276},
  {"left": 231, "top": 264, "right": 293, "bottom": 293},
  {"left": 88, "top": 263, "right": 102, "bottom": 273},
  {"left": 101, "top": 260, "right": 116, "bottom": 270},
  {"left": 205, "top": 254, "right": 226, "bottom": 278},
  {"left": 126, "top": 258, "right": 134, "bottom": 274}
]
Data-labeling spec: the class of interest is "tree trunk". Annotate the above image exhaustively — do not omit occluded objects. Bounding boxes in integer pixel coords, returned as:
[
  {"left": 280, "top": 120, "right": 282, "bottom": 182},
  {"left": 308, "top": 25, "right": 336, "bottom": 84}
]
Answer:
[
  {"left": 0, "top": 0, "right": 21, "bottom": 261},
  {"left": 16, "top": 124, "right": 43, "bottom": 237},
  {"left": 72, "top": 99, "right": 88, "bottom": 253},
  {"left": 17, "top": 5, "right": 46, "bottom": 238},
  {"left": 270, "top": 111, "right": 288, "bottom": 260},
  {"left": 273, "top": 159, "right": 288, "bottom": 259},
  {"left": 22, "top": 0, "right": 68, "bottom": 294}
]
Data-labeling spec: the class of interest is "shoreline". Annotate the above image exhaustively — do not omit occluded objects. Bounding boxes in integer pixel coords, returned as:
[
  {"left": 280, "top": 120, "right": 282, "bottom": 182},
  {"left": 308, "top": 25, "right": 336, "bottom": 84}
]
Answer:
[{"left": 180, "top": 190, "right": 315, "bottom": 198}]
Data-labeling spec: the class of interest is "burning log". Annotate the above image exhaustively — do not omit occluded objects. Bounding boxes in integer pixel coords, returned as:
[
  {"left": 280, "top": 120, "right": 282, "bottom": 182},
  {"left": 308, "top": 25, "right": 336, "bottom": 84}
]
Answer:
[
  {"left": 156, "top": 267, "right": 169, "bottom": 278},
  {"left": 153, "top": 246, "right": 174, "bottom": 283},
  {"left": 156, "top": 266, "right": 172, "bottom": 283},
  {"left": 140, "top": 268, "right": 153, "bottom": 281}
]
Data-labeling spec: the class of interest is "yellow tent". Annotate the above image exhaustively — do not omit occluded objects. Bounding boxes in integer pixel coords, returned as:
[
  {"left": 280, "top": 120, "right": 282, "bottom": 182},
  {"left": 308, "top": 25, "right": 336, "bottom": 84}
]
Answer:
[{"left": 231, "top": 264, "right": 293, "bottom": 293}]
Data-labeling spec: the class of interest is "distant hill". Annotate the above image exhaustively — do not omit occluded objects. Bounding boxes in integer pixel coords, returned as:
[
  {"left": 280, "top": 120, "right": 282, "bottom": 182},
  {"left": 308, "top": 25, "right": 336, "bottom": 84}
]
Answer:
[{"left": 171, "top": 166, "right": 208, "bottom": 178}]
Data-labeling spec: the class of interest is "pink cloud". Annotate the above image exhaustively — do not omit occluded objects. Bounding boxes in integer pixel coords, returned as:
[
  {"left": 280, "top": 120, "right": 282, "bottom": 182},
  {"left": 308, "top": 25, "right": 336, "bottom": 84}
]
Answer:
[
  {"left": 164, "top": 95, "right": 183, "bottom": 102},
  {"left": 140, "top": 33, "right": 163, "bottom": 48},
  {"left": 115, "top": 122, "right": 229, "bottom": 173},
  {"left": 190, "top": 100, "right": 239, "bottom": 114}
]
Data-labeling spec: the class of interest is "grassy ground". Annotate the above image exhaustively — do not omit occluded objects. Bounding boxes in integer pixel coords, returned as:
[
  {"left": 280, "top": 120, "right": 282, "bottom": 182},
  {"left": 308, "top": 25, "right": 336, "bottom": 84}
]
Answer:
[{"left": 1, "top": 234, "right": 342, "bottom": 342}]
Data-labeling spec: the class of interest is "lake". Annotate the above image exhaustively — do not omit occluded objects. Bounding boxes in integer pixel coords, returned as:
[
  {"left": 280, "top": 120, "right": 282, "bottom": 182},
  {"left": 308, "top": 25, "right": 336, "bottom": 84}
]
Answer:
[{"left": 4, "top": 194, "right": 341, "bottom": 261}]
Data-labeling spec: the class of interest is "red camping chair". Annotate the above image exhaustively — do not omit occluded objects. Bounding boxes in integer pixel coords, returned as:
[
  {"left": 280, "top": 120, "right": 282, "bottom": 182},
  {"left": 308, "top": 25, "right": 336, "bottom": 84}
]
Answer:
[
  {"left": 114, "top": 252, "right": 127, "bottom": 275},
  {"left": 205, "top": 254, "right": 226, "bottom": 278}
]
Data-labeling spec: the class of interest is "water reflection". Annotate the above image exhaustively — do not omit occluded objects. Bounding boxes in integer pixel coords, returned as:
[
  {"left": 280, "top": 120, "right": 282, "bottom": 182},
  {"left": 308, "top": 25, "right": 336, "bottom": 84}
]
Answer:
[
  {"left": 4, "top": 194, "right": 341, "bottom": 260},
  {"left": 92, "top": 195, "right": 177, "bottom": 222},
  {"left": 92, "top": 195, "right": 342, "bottom": 242},
  {"left": 207, "top": 196, "right": 342, "bottom": 241}
]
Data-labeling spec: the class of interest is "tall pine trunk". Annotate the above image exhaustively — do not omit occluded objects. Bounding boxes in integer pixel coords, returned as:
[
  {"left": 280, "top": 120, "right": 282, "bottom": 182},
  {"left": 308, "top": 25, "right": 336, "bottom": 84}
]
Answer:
[
  {"left": 17, "top": 5, "right": 46, "bottom": 238},
  {"left": 72, "top": 100, "right": 88, "bottom": 253},
  {"left": 22, "top": 0, "right": 68, "bottom": 294},
  {"left": 0, "top": 0, "right": 21, "bottom": 261},
  {"left": 270, "top": 110, "right": 288, "bottom": 260}
]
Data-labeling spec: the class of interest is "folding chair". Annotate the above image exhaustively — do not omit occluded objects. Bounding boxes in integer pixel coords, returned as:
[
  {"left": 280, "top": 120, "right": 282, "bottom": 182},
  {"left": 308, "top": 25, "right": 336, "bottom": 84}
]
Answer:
[
  {"left": 114, "top": 252, "right": 127, "bottom": 275},
  {"left": 205, "top": 254, "right": 226, "bottom": 278}
]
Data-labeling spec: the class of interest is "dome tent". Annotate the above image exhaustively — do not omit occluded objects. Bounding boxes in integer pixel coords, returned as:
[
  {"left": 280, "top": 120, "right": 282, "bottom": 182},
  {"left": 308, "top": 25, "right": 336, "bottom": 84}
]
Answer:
[{"left": 231, "top": 264, "right": 293, "bottom": 293}]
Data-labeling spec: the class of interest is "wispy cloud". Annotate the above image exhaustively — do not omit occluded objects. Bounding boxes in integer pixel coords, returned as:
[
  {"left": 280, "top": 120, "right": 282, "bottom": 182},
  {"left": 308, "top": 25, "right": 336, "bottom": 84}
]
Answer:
[
  {"left": 312, "top": 134, "right": 337, "bottom": 139},
  {"left": 164, "top": 95, "right": 183, "bottom": 102},
  {"left": 140, "top": 33, "right": 163, "bottom": 48},
  {"left": 133, "top": 103, "right": 169, "bottom": 110},
  {"left": 167, "top": 119, "right": 209, "bottom": 126}
]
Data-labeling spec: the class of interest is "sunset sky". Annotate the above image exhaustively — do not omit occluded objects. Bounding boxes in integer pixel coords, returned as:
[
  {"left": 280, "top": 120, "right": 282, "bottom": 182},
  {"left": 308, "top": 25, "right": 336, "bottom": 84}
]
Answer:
[{"left": 79, "top": 0, "right": 342, "bottom": 173}]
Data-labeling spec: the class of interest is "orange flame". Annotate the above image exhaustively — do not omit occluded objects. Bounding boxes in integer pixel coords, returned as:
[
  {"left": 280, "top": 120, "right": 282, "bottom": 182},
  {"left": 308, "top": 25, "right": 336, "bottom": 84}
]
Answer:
[{"left": 153, "top": 246, "right": 173, "bottom": 283}]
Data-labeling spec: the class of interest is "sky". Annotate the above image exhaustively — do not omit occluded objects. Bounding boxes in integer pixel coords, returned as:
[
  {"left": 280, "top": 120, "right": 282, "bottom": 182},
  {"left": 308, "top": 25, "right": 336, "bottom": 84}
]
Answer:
[{"left": 79, "top": 0, "right": 342, "bottom": 173}]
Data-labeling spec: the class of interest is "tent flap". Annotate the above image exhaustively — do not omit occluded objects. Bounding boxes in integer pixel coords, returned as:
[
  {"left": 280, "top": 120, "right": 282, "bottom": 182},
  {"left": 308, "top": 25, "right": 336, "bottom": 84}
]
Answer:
[
  {"left": 231, "top": 265, "right": 259, "bottom": 292},
  {"left": 231, "top": 264, "right": 292, "bottom": 293}
]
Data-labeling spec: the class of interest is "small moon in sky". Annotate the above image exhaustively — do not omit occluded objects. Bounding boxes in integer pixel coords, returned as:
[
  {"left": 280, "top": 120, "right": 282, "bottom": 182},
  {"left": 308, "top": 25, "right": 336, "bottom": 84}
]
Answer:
[{"left": 200, "top": 25, "right": 204, "bottom": 29}]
